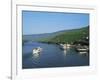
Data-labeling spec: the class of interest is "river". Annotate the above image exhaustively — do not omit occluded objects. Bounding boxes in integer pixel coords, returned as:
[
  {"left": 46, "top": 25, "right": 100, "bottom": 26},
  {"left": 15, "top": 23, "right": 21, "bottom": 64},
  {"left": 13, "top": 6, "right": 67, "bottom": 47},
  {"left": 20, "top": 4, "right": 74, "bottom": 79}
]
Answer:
[{"left": 22, "top": 42, "right": 89, "bottom": 69}]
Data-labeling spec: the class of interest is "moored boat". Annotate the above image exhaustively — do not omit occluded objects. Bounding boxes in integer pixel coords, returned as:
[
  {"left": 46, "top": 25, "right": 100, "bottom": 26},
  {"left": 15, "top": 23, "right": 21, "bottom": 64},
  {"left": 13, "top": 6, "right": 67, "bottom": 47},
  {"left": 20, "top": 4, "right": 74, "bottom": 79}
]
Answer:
[
  {"left": 60, "top": 43, "right": 71, "bottom": 50},
  {"left": 75, "top": 45, "right": 89, "bottom": 54}
]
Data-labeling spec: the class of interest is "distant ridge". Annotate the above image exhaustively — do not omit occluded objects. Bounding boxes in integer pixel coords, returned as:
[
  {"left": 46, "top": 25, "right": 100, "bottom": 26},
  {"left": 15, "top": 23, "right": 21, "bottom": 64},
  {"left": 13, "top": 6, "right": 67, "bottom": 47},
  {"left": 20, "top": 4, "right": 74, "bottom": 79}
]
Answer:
[{"left": 23, "top": 26, "right": 89, "bottom": 43}]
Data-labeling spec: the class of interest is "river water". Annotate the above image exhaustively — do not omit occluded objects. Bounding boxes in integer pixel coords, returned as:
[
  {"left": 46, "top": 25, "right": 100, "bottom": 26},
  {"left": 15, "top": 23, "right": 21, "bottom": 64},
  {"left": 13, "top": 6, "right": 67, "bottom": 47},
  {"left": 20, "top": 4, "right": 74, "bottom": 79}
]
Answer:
[{"left": 22, "top": 42, "right": 89, "bottom": 69}]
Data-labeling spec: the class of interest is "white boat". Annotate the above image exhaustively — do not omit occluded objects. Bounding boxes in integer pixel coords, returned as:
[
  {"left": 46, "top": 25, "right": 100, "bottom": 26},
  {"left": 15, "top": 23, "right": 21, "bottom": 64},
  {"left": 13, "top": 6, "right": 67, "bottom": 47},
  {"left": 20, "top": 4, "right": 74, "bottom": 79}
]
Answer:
[
  {"left": 60, "top": 43, "right": 71, "bottom": 50},
  {"left": 75, "top": 45, "right": 89, "bottom": 55},
  {"left": 79, "top": 51, "right": 87, "bottom": 54},
  {"left": 77, "top": 48, "right": 88, "bottom": 51},
  {"left": 32, "top": 47, "right": 42, "bottom": 54}
]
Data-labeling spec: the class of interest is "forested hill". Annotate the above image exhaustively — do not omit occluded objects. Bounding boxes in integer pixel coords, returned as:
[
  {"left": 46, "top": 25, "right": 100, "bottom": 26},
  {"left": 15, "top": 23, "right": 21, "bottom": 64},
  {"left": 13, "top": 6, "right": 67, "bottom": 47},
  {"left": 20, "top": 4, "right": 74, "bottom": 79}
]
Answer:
[
  {"left": 23, "top": 26, "right": 89, "bottom": 44},
  {"left": 46, "top": 26, "right": 89, "bottom": 44},
  {"left": 37, "top": 27, "right": 89, "bottom": 43}
]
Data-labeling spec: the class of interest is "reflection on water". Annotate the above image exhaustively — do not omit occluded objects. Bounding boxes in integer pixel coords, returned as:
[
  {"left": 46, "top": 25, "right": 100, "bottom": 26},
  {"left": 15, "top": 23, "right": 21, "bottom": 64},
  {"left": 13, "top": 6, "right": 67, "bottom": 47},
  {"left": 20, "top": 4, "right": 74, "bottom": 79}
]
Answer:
[
  {"left": 63, "top": 47, "right": 71, "bottom": 56},
  {"left": 22, "top": 42, "right": 89, "bottom": 69},
  {"left": 32, "top": 53, "right": 40, "bottom": 59},
  {"left": 63, "top": 50, "right": 67, "bottom": 56}
]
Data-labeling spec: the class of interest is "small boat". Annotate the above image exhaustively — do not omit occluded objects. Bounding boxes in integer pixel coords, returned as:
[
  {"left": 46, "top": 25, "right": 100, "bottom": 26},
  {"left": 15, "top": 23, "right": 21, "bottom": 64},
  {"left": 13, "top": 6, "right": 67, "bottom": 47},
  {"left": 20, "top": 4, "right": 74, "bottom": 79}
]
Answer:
[
  {"left": 79, "top": 51, "right": 88, "bottom": 54},
  {"left": 60, "top": 43, "right": 71, "bottom": 50},
  {"left": 75, "top": 45, "right": 89, "bottom": 54},
  {"left": 32, "top": 47, "right": 42, "bottom": 54},
  {"left": 76, "top": 48, "right": 88, "bottom": 52}
]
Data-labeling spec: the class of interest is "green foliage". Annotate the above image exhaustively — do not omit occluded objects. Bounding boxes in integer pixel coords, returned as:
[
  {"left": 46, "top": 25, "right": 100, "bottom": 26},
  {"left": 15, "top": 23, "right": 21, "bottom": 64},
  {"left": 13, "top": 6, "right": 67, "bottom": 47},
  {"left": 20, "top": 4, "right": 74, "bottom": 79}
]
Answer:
[
  {"left": 51, "top": 27, "right": 88, "bottom": 44},
  {"left": 38, "top": 26, "right": 89, "bottom": 44}
]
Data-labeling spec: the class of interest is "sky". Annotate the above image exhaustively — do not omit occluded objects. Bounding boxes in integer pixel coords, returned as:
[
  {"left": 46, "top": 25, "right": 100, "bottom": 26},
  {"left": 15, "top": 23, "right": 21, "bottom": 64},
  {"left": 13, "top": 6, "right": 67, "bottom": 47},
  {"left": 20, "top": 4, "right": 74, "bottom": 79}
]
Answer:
[{"left": 22, "top": 11, "right": 89, "bottom": 35}]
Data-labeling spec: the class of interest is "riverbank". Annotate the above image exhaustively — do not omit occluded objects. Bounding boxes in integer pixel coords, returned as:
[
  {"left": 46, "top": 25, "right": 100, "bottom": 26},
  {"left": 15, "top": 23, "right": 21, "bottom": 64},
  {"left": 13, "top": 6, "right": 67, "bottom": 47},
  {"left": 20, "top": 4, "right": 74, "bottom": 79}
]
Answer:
[
  {"left": 23, "top": 41, "right": 89, "bottom": 69},
  {"left": 33, "top": 41, "right": 89, "bottom": 55}
]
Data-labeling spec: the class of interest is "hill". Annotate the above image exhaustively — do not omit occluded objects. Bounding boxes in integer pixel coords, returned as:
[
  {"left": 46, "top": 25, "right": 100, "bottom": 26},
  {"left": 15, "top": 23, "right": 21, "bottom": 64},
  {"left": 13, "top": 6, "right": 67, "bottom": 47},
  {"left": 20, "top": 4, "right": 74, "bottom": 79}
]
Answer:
[
  {"left": 52, "top": 27, "right": 89, "bottom": 44},
  {"left": 37, "top": 26, "right": 89, "bottom": 44},
  {"left": 23, "top": 26, "right": 89, "bottom": 45}
]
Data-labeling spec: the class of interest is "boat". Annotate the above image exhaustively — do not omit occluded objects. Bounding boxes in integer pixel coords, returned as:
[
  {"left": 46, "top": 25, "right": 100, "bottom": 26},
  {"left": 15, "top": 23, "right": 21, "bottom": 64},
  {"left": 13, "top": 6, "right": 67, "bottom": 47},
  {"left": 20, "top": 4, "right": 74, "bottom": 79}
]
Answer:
[
  {"left": 76, "top": 48, "right": 88, "bottom": 52},
  {"left": 79, "top": 51, "right": 88, "bottom": 54},
  {"left": 75, "top": 45, "right": 89, "bottom": 54},
  {"left": 32, "top": 47, "right": 42, "bottom": 54},
  {"left": 60, "top": 43, "right": 71, "bottom": 50}
]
